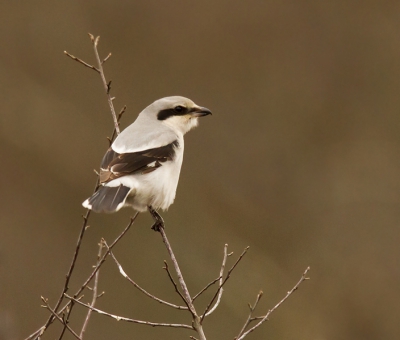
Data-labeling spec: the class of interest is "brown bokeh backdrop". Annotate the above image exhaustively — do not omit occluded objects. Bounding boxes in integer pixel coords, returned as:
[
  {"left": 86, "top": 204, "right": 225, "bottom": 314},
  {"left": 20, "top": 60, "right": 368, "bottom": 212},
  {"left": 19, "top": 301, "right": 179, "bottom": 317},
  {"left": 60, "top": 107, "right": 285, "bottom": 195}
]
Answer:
[{"left": 1, "top": 1, "right": 400, "bottom": 339}]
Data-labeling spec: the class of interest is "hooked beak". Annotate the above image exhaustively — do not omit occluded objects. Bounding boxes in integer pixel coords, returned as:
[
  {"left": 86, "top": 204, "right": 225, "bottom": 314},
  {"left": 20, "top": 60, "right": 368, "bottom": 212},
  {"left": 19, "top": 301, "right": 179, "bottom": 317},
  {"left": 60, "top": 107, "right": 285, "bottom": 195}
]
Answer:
[{"left": 190, "top": 106, "right": 212, "bottom": 117}]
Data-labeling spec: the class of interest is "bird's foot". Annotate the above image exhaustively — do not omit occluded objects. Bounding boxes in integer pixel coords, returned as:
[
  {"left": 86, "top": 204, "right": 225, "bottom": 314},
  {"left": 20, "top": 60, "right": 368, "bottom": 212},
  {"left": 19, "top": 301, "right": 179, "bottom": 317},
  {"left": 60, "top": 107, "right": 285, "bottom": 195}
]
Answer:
[
  {"left": 151, "top": 221, "right": 164, "bottom": 232},
  {"left": 148, "top": 205, "right": 165, "bottom": 232}
]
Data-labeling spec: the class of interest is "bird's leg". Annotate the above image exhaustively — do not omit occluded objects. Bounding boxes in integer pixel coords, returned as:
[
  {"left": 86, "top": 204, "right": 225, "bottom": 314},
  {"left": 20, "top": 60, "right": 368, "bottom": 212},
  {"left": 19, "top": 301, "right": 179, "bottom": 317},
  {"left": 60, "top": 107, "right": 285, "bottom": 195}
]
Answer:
[{"left": 148, "top": 206, "right": 165, "bottom": 231}]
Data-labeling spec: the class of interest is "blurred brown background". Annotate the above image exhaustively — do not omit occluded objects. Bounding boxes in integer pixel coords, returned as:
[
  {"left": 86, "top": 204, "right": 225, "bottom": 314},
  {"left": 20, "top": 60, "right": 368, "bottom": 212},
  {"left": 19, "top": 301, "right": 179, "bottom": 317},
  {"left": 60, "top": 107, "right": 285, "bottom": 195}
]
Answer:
[{"left": 1, "top": 1, "right": 400, "bottom": 339}]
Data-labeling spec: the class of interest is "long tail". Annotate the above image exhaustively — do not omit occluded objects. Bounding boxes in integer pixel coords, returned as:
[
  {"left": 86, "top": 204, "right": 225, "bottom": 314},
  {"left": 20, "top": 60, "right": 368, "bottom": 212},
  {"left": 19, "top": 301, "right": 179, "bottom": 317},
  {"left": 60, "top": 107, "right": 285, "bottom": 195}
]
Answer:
[{"left": 82, "top": 184, "right": 131, "bottom": 213}]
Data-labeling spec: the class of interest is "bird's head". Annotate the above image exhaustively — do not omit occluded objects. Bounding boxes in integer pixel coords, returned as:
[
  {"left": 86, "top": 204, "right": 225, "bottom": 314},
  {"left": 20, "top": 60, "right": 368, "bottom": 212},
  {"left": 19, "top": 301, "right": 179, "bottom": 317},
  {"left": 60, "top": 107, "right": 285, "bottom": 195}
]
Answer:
[{"left": 142, "top": 96, "right": 212, "bottom": 135}]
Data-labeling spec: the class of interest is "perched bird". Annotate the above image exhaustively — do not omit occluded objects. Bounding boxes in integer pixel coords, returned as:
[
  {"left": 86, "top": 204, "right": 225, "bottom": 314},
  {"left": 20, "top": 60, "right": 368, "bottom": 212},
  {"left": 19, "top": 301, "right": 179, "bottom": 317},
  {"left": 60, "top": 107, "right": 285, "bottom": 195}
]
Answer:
[{"left": 82, "top": 96, "right": 212, "bottom": 230}]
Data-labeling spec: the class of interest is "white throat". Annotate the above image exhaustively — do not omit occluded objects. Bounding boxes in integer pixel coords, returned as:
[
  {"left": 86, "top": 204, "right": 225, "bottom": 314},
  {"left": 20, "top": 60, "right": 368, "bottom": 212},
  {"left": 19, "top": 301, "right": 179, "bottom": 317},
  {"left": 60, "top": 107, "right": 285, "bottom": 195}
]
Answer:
[{"left": 162, "top": 115, "right": 199, "bottom": 135}]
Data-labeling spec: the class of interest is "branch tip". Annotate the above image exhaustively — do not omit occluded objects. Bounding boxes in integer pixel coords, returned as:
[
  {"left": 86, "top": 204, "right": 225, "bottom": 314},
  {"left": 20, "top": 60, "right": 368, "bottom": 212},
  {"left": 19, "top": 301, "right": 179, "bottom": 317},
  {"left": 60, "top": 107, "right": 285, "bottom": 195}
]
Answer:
[{"left": 102, "top": 53, "right": 112, "bottom": 64}]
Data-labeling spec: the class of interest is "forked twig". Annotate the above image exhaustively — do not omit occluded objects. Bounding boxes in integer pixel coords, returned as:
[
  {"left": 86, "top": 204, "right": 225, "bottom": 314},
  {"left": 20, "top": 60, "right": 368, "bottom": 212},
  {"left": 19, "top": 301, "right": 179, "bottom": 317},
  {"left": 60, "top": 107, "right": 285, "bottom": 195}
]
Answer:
[
  {"left": 157, "top": 227, "right": 207, "bottom": 340},
  {"left": 158, "top": 227, "right": 196, "bottom": 316},
  {"left": 65, "top": 215, "right": 138, "bottom": 316},
  {"left": 25, "top": 215, "right": 137, "bottom": 340},
  {"left": 26, "top": 35, "right": 129, "bottom": 340},
  {"left": 65, "top": 33, "right": 123, "bottom": 137},
  {"left": 235, "top": 267, "right": 311, "bottom": 340},
  {"left": 61, "top": 216, "right": 137, "bottom": 332},
  {"left": 41, "top": 297, "right": 81, "bottom": 340},
  {"left": 89, "top": 33, "right": 120, "bottom": 135},
  {"left": 192, "top": 276, "right": 222, "bottom": 302},
  {"left": 26, "top": 206, "right": 94, "bottom": 340},
  {"left": 80, "top": 241, "right": 104, "bottom": 338},
  {"left": 163, "top": 261, "right": 192, "bottom": 310},
  {"left": 104, "top": 242, "right": 188, "bottom": 310},
  {"left": 201, "top": 246, "right": 249, "bottom": 322},
  {"left": 193, "top": 244, "right": 231, "bottom": 302},
  {"left": 235, "top": 291, "right": 263, "bottom": 338},
  {"left": 64, "top": 294, "right": 193, "bottom": 330}
]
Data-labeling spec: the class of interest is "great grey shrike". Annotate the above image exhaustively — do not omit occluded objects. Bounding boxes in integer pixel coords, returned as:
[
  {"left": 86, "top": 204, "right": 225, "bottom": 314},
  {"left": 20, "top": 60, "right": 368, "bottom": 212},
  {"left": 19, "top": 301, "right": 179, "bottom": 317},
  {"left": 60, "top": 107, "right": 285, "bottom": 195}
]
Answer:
[{"left": 82, "top": 96, "right": 212, "bottom": 229}]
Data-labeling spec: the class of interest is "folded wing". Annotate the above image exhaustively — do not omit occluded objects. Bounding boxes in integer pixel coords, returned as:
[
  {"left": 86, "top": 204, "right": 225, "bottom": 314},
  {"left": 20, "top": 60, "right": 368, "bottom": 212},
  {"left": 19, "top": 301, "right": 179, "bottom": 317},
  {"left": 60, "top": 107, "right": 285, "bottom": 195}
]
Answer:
[{"left": 99, "top": 140, "right": 179, "bottom": 184}]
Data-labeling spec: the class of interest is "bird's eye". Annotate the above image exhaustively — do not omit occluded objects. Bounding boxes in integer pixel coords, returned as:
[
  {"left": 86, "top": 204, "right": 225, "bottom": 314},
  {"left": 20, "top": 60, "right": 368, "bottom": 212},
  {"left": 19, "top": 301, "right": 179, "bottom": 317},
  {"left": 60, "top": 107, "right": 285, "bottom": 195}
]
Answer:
[{"left": 174, "top": 105, "right": 184, "bottom": 113}]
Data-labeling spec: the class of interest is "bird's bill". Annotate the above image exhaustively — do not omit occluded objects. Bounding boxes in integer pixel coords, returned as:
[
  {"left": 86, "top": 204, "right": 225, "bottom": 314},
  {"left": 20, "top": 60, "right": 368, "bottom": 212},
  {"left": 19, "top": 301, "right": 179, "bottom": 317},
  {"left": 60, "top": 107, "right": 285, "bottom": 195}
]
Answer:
[{"left": 190, "top": 106, "right": 212, "bottom": 117}]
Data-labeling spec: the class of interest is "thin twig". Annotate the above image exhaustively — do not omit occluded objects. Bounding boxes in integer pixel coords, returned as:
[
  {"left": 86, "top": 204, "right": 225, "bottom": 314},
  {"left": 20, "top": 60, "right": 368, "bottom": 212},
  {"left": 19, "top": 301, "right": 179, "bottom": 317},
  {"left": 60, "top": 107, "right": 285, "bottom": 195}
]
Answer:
[
  {"left": 192, "top": 244, "right": 230, "bottom": 302},
  {"left": 89, "top": 33, "right": 120, "bottom": 135},
  {"left": 26, "top": 36, "right": 125, "bottom": 340},
  {"left": 163, "top": 261, "right": 192, "bottom": 310},
  {"left": 57, "top": 301, "right": 75, "bottom": 340},
  {"left": 203, "top": 244, "right": 229, "bottom": 316},
  {"left": 24, "top": 326, "right": 45, "bottom": 340},
  {"left": 26, "top": 215, "right": 137, "bottom": 340},
  {"left": 192, "top": 276, "right": 222, "bottom": 301},
  {"left": 80, "top": 241, "right": 104, "bottom": 338},
  {"left": 58, "top": 215, "right": 137, "bottom": 338},
  {"left": 157, "top": 227, "right": 207, "bottom": 340},
  {"left": 28, "top": 208, "right": 93, "bottom": 340},
  {"left": 76, "top": 215, "right": 138, "bottom": 296},
  {"left": 157, "top": 227, "right": 196, "bottom": 316},
  {"left": 108, "top": 105, "right": 126, "bottom": 145},
  {"left": 55, "top": 181, "right": 97, "bottom": 340},
  {"left": 25, "top": 53, "right": 104, "bottom": 337},
  {"left": 102, "top": 53, "right": 112, "bottom": 64},
  {"left": 104, "top": 242, "right": 188, "bottom": 310},
  {"left": 201, "top": 246, "right": 249, "bottom": 322},
  {"left": 64, "top": 294, "right": 193, "bottom": 330},
  {"left": 235, "top": 291, "right": 263, "bottom": 338},
  {"left": 41, "top": 297, "right": 81, "bottom": 340},
  {"left": 236, "top": 267, "right": 311, "bottom": 340},
  {"left": 64, "top": 51, "right": 99, "bottom": 73}
]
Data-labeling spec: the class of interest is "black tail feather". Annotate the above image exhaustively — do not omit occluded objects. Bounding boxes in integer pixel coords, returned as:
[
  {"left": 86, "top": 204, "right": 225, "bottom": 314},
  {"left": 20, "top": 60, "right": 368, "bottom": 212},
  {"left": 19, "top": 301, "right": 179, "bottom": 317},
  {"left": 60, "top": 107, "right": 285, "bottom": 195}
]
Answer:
[{"left": 87, "top": 184, "right": 131, "bottom": 213}]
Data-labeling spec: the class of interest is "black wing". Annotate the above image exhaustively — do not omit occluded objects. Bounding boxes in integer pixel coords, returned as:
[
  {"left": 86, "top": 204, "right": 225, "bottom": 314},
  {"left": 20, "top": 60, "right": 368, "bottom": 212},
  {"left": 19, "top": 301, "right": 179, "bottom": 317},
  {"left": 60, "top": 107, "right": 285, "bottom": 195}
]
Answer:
[{"left": 99, "top": 140, "right": 179, "bottom": 184}]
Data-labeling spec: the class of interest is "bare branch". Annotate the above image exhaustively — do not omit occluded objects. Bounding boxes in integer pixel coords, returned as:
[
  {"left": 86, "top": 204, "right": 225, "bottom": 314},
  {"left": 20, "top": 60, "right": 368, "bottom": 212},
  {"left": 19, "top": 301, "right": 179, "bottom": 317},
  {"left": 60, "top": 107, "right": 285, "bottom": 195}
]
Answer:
[
  {"left": 25, "top": 327, "right": 45, "bottom": 340},
  {"left": 26, "top": 36, "right": 126, "bottom": 340},
  {"left": 201, "top": 246, "right": 249, "bottom": 322},
  {"left": 235, "top": 291, "right": 263, "bottom": 338},
  {"left": 109, "top": 105, "right": 126, "bottom": 145},
  {"left": 41, "top": 297, "right": 81, "bottom": 340},
  {"left": 193, "top": 243, "right": 230, "bottom": 302},
  {"left": 58, "top": 216, "right": 136, "bottom": 338},
  {"left": 157, "top": 227, "right": 196, "bottom": 316},
  {"left": 192, "top": 276, "right": 222, "bottom": 302},
  {"left": 89, "top": 33, "right": 120, "bottom": 135},
  {"left": 236, "top": 267, "right": 311, "bottom": 340},
  {"left": 104, "top": 242, "right": 188, "bottom": 310},
  {"left": 64, "top": 51, "right": 99, "bottom": 73},
  {"left": 203, "top": 244, "right": 230, "bottom": 316},
  {"left": 26, "top": 215, "right": 137, "bottom": 340},
  {"left": 76, "top": 215, "right": 138, "bottom": 295},
  {"left": 28, "top": 207, "right": 94, "bottom": 340},
  {"left": 163, "top": 261, "right": 192, "bottom": 310},
  {"left": 157, "top": 227, "right": 207, "bottom": 340},
  {"left": 80, "top": 241, "right": 104, "bottom": 338},
  {"left": 64, "top": 294, "right": 193, "bottom": 330}
]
